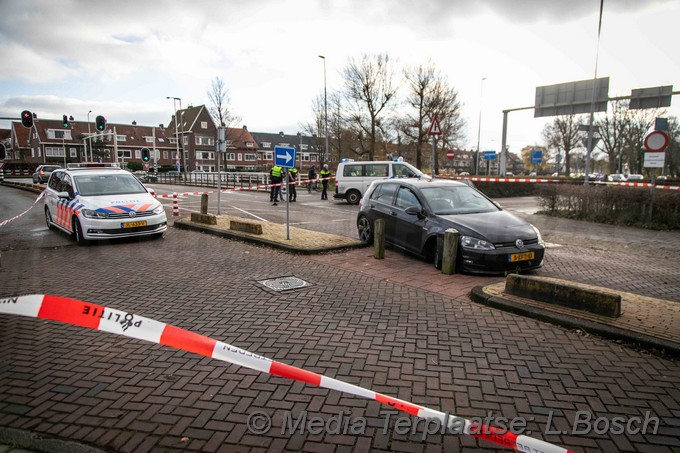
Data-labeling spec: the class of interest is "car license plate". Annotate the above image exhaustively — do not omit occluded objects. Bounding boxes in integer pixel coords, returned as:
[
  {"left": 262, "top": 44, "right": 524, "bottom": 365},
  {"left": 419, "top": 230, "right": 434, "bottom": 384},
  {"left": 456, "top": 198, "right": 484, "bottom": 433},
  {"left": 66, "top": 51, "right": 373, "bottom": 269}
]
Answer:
[
  {"left": 122, "top": 220, "right": 147, "bottom": 228},
  {"left": 509, "top": 251, "right": 534, "bottom": 262}
]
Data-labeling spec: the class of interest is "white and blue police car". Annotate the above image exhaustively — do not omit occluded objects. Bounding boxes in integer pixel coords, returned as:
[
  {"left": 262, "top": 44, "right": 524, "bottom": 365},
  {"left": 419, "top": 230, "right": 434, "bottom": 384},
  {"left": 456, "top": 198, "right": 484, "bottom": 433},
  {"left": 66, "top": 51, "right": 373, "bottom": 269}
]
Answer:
[{"left": 44, "top": 163, "right": 167, "bottom": 245}]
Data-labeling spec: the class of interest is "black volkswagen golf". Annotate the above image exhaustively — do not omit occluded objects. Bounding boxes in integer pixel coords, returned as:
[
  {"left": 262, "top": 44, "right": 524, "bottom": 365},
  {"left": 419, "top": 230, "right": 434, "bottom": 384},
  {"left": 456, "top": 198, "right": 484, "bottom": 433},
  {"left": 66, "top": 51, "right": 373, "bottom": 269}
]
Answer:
[{"left": 356, "top": 179, "right": 545, "bottom": 274}]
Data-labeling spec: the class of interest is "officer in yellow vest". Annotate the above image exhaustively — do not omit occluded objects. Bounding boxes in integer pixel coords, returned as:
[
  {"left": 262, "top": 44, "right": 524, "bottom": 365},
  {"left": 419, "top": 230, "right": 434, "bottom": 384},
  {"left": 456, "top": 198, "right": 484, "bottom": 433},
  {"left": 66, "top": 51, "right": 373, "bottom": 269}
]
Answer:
[
  {"left": 319, "top": 164, "right": 331, "bottom": 200},
  {"left": 270, "top": 164, "right": 283, "bottom": 205},
  {"left": 288, "top": 167, "right": 298, "bottom": 202}
]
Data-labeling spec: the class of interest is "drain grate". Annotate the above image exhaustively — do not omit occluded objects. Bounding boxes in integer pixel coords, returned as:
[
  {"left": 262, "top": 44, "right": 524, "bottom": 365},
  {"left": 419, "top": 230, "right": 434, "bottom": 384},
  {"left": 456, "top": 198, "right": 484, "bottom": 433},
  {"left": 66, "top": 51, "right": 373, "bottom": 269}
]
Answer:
[{"left": 258, "top": 276, "right": 311, "bottom": 292}]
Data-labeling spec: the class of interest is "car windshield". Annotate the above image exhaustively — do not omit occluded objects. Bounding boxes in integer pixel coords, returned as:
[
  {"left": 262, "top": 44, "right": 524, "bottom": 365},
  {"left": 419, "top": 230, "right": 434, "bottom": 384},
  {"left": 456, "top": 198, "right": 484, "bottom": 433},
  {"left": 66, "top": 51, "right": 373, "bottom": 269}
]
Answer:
[
  {"left": 421, "top": 185, "right": 499, "bottom": 215},
  {"left": 74, "top": 173, "right": 147, "bottom": 196}
]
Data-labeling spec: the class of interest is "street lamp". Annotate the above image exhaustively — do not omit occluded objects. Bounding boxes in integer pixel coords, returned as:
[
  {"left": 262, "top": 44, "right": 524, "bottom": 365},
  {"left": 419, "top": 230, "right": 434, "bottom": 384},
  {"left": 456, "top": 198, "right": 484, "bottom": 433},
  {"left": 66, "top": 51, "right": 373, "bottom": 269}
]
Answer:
[
  {"left": 166, "top": 96, "right": 187, "bottom": 174},
  {"left": 87, "top": 110, "right": 92, "bottom": 161},
  {"left": 475, "top": 77, "right": 487, "bottom": 175},
  {"left": 318, "top": 55, "right": 329, "bottom": 166}
]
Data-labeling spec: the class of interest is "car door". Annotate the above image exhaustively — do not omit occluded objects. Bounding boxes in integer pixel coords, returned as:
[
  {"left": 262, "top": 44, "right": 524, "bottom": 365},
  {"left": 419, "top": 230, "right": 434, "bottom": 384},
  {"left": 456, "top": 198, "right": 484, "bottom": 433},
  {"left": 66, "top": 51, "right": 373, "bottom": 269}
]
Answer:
[
  {"left": 45, "top": 170, "right": 64, "bottom": 227},
  {"left": 390, "top": 185, "right": 426, "bottom": 253},
  {"left": 365, "top": 182, "right": 398, "bottom": 241}
]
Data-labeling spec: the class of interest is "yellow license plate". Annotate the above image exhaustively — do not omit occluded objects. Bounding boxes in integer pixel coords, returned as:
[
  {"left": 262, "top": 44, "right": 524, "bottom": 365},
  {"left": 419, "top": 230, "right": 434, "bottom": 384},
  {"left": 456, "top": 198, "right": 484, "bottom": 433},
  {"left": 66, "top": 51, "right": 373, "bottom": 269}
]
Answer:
[
  {"left": 122, "top": 220, "right": 148, "bottom": 228},
  {"left": 509, "top": 251, "right": 534, "bottom": 262}
]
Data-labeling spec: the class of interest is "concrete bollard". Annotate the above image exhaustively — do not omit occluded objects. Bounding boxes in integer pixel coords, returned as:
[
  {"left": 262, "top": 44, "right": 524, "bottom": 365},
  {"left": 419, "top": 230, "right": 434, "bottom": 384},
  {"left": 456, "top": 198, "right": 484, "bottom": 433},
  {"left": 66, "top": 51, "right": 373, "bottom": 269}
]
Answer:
[
  {"left": 374, "top": 219, "right": 385, "bottom": 260},
  {"left": 201, "top": 193, "right": 208, "bottom": 215},
  {"left": 441, "top": 228, "right": 459, "bottom": 275}
]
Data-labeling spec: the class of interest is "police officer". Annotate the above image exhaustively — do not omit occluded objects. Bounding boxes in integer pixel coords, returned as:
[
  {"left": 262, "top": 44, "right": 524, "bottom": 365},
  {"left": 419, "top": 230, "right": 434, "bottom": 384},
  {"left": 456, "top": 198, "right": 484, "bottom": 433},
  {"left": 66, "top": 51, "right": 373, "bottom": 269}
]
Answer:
[
  {"left": 270, "top": 164, "right": 283, "bottom": 205},
  {"left": 320, "top": 164, "right": 331, "bottom": 200},
  {"left": 288, "top": 167, "right": 298, "bottom": 202}
]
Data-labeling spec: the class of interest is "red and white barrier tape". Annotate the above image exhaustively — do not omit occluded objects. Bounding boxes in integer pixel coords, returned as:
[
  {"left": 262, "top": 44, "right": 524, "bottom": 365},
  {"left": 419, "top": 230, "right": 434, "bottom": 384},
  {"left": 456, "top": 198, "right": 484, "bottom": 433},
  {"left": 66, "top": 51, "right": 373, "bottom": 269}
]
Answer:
[
  {"left": 0, "top": 191, "right": 45, "bottom": 228},
  {"left": 0, "top": 294, "right": 571, "bottom": 453},
  {"left": 442, "top": 175, "right": 680, "bottom": 190},
  {"left": 155, "top": 177, "right": 334, "bottom": 199}
]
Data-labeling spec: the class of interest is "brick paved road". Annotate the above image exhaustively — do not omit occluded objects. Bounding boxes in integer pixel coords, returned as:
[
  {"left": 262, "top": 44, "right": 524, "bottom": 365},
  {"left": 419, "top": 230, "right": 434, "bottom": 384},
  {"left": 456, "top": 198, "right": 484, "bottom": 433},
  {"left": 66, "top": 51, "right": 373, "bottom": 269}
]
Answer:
[{"left": 1, "top": 223, "right": 679, "bottom": 452}]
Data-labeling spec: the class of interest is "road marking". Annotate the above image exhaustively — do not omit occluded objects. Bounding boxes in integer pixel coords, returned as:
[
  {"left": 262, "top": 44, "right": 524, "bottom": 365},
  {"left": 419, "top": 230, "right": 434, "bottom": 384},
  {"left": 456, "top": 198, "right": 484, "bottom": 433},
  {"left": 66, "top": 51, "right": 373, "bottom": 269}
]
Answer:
[{"left": 231, "top": 206, "right": 269, "bottom": 222}]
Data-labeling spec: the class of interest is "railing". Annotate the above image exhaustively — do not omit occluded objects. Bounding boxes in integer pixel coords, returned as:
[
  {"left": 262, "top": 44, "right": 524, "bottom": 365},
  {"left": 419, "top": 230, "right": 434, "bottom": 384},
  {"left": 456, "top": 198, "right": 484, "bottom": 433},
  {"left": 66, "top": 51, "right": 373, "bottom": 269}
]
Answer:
[{"left": 152, "top": 172, "right": 311, "bottom": 192}]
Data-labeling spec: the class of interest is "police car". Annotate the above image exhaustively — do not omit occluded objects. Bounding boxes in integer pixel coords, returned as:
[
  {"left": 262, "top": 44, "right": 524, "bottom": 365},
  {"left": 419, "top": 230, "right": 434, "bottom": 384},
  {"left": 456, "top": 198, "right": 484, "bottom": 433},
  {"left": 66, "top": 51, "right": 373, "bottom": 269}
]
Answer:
[{"left": 44, "top": 163, "right": 167, "bottom": 245}]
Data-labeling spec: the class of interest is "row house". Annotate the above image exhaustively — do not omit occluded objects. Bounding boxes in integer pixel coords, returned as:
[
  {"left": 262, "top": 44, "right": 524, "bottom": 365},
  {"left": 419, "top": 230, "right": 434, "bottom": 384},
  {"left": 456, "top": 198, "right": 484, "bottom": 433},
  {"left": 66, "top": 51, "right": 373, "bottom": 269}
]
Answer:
[{"left": 249, "top": 130, "right": 322, "bottom": 171}]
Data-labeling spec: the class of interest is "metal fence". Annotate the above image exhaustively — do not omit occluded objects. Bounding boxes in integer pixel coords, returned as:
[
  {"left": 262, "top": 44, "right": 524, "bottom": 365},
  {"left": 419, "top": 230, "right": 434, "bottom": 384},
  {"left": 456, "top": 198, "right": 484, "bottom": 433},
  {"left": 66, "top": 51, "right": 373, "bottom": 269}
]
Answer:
[{"left": 152, "top": 172, "right": 309, "bottom": 192}]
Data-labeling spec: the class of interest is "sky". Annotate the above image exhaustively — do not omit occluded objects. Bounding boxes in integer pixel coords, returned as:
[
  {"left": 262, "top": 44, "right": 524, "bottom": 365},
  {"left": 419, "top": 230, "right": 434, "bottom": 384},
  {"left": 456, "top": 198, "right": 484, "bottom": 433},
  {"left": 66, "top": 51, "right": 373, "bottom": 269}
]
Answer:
[{"left": 0, "top": 0, "right": 678, "bottom": 157}]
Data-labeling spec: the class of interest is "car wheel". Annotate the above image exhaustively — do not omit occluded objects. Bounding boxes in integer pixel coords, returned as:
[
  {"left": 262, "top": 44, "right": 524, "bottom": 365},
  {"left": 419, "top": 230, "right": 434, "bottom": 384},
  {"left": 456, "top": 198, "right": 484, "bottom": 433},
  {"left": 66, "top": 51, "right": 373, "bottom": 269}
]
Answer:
[
  {"left": 152, "top": 232, "right": 164, "bottom": 239},
  {"left": 44, "top": 207, "right": 55, "bottom": 230},
  {"left": 346, "top": 190, "right": 361, "bottom": 205},
  {"left": 73, "top": 217, "right": 89, "bottom": 246},
  {"left": 357, "top": 215, "right": 374, "bottom": 244},
  {"left": 433, "top": 236, "right": 443, "bottom": 270}
]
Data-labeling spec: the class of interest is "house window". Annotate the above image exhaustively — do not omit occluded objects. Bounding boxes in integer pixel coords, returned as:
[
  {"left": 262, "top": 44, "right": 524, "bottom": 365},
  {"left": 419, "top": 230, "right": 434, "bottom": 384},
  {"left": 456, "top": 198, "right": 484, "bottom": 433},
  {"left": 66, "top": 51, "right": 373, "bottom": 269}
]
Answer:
[
  {"left": 183, "top": 136, "right": 188, "bottom": 145},
  {"left": 244, "top": 154, "right": 256, "bottom": 161},
  {"left": 302, "top": 153, "right": 310, "bottom": 161},
  {"left": 145, "top": 137, "right": 154, "bottom": 143},
  {"left": 225, "top": 140, "right": 233, "bottom": 147},
  {"left": 135, "top": 150, "right": 141, "bottom": 159},
  {"left": 46, "top": 147, "right": 65, "bottom": 157},
  {"left": 237, "top": 153, "right": 242, "bottom": 161},
  {"left": 163, "top": 151, "right": 169, "bottom": 159},
  {"left": 311, "top": 155, "right": 317, "bottom": 161},
  {"left": 117, "top": 150, "right": 132, "bottom": 159},
  {"left": 201, "top": 121, "right": 208, "bottom": 129},
  {"left": 261, "top": 142, "right": 271, "bottom": 149},
  {"left": 264, "top": 152, "right": 273, "bottom": 160},
  {"left": 226, "top": 153, "right": 235, "bottom": 160},
  {"left": 301, "top": 144, "right": 308, "bottom": 150},
  {"left": 195, "top": 136, "right": 214, "bottom": 146},
  {"left": 47, "top": 129, "right": 72, "bottom": 140},
  {"left": 70, "top": 148, "right": 77, "bottom": 157},
  {"left": 246, "top": 141, "right": 254, "bottom": 148},
  {"left": 169, "top": 138, "right": 177, "bottom": 144},
  {"left": 196, "top": 151, "right": 214, "bottom": 160},
  {"left": 116, "top": 135, "right": 126, "bottom": 142}
]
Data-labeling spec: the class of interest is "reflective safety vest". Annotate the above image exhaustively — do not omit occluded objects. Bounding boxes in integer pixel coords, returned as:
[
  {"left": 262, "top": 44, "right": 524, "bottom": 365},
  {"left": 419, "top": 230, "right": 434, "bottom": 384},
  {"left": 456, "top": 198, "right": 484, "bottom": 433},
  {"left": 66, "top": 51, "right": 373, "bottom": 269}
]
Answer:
[
  {"left": 289, "top": 168, "right": 298, "bottom": 178},
  {"left": 271, "top": 166, "right": 283, "bottom": 178},
  {"left": 320, "top": 169, "right": 331, "bottom": 178}
]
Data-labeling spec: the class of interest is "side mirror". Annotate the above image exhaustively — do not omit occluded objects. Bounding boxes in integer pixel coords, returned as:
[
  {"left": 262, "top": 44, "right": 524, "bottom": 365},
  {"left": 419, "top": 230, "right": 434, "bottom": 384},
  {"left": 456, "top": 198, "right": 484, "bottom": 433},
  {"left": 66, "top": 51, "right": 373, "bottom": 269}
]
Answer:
[
  {"left": 405, "top": 206, "right": 424, "bottom": 217},
  {"left": 56, "top": 191, "right": 71, "bottom": 199}
]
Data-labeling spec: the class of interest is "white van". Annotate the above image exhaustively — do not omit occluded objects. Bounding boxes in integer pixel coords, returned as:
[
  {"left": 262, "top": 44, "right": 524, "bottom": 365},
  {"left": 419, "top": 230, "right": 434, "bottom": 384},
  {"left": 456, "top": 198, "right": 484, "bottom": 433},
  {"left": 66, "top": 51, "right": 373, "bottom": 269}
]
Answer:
[{"left": 334, "top": 160, "right": 426, "bottom": 204}]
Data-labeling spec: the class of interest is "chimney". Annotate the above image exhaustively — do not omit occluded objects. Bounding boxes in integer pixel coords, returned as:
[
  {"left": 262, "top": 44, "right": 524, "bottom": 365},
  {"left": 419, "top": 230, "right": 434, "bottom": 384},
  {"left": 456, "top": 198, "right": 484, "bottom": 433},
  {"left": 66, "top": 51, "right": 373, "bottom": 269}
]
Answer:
[
  {"left": 242, "top": 125, "right": 247, "bottom": 130},
  {"left": 132, "top": 120, "right": 137, "bottom": 125}
]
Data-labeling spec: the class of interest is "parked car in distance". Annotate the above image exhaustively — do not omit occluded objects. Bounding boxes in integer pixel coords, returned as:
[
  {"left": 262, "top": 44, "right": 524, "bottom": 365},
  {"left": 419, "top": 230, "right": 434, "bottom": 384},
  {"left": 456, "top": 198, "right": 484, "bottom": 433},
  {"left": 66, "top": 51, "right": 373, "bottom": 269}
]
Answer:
[
  {"left": 607, "top": 174, "right": 627, "bottom": 182},
  {"left": 626, "top": 174, "right": 644, "bottom": 181},
  {"left": 356, "top": 179, "right": 545, "bottom": 274},
  {"left": 167, "top": 171, "right": 180, "bottom": 177},
  {"left": 32, "top": 165, "right": 62, "bottom": 184}
]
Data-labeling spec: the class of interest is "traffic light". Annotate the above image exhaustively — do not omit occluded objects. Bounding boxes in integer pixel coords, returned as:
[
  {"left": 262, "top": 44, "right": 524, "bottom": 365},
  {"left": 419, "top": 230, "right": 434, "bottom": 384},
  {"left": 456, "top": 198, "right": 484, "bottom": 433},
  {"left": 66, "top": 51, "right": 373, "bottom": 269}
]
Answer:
[
  {"left": 95, "top": 115, "right": 106, "bottom": 131},
  {"left": 21, "top": 110, "right": 33, "bottom": 128},
  {"left": 62, "top": 115, "right": 69, "bottom": 128},
  {"left": 0, "top": 143, "right": 5, "bottom": 160},
  {"left": 141, "top": 148, "right": 150, "bottom": 162}
]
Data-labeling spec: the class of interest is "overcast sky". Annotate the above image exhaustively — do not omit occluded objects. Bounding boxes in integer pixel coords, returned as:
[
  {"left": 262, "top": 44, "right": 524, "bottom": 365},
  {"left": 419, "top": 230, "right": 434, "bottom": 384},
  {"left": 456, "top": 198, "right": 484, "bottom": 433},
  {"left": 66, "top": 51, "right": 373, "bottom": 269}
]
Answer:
[{"left": 0, "top": 0, "right": 678, "bottom": 156}]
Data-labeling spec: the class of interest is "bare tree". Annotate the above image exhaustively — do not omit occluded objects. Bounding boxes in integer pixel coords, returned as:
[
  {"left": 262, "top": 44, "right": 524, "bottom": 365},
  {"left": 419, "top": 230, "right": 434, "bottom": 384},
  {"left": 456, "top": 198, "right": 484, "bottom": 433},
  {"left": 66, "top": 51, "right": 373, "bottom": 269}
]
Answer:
[
  {"left": 341, "top": 53, "right": 397, "bottom": 160},
  {"left": 666, "top": 116, "right": 679, "bottom": 178},
  {"left": 542, "top": 115, "right": 585, "bottom": 175},
  {"left": 595, "top": 100, "right": 629, "bottom": 174},
  {"left": 207, "top": 76, "right": 240, "bottom": 128},
  {"left": 623, "top": 107, "right": 664, "bottom": 174}
]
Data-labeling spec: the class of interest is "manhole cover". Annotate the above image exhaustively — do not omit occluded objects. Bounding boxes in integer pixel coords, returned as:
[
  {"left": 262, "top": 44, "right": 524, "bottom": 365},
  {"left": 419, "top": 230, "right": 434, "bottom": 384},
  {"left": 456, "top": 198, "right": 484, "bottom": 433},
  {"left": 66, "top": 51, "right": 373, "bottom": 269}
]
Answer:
[{"left": 259, "top": 276, "right": 311, "bottom": 292}]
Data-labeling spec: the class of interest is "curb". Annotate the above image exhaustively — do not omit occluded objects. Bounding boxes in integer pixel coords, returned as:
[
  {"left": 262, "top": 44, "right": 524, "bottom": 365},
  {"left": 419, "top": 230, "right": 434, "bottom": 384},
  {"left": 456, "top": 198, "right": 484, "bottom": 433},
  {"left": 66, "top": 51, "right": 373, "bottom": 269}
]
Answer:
[
  {"left": 173, "top": 218, "right": 367, "bottom": 255},
  {"left": 0, "top": 181, "right": 44, "bottom": 194},
  {"left": 0, "top": 427, "right": 108, "bottom": 453},
  {"left": 470, "top": 284, "right": 680, "bottom": 358}
]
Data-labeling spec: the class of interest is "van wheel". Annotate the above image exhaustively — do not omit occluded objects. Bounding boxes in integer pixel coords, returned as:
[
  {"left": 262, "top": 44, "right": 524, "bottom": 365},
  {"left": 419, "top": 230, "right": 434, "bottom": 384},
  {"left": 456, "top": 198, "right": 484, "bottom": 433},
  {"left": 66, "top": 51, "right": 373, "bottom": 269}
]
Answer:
[
  {"left": 357, "top": 215, "right": 374, "bottom": 244},
  {"left": 346, "top": 190, "right": 361, "bottom": 205},
  {"left": 73, "top": 217, "right": 89, "bottom": 246}
]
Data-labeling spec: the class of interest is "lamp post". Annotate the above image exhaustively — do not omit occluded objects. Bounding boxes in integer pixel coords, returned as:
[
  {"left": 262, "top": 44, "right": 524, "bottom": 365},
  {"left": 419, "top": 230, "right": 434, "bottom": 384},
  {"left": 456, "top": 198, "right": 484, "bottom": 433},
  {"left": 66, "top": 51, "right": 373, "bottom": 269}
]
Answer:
[
  {"left": 318, "top": 55, "right": 329, "bottom": 166},
  {"left": 166, "top": 96, "right": 187, "bottom": 174},
  {"left": 87, "top": 110, "right": 92, "bottom": 161},
  {"left": 475, "top": 77, "right": 487, "bottom": 175}
]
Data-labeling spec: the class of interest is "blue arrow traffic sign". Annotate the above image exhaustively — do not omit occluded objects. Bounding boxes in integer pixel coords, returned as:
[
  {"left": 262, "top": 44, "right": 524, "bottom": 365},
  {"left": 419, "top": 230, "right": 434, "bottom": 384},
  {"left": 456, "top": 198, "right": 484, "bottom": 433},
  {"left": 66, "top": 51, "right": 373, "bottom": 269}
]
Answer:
[
  {"left": 274, "top": 145, "right": 296, "bottom": 168},
  {"left": 483, "top": 151, "right": 497, "bottom": 161}
]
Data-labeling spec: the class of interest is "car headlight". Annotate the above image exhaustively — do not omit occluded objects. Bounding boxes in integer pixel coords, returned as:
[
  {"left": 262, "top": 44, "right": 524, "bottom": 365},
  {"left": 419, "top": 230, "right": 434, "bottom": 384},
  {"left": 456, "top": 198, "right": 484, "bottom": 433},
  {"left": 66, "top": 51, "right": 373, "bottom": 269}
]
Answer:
[
  {"left": 460, "top": 236, "right": 495, "bottom": 251},
  {"left": 151, "top": 204, "right": 165, "bottom": 215},
  {"left": 81, "top": 209, "right": 109, "bottom": 219},
  {"left": 530, "top": 224, "right": 544, "bottom": 245}
]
